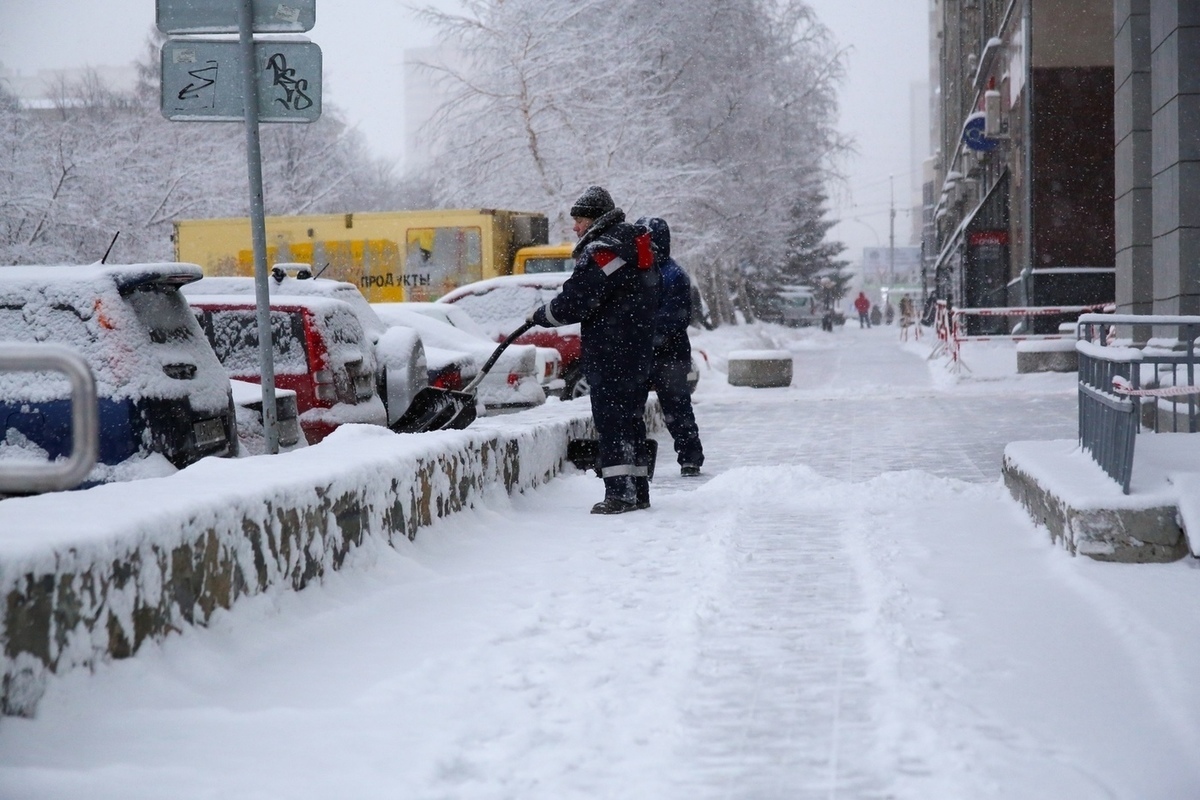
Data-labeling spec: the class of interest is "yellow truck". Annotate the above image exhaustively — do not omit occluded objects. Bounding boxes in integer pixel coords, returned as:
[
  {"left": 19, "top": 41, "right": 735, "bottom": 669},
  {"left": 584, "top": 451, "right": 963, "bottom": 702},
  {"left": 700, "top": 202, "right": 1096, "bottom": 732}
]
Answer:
[{"left": 173, "top": 209, "right": 574, "bottom": 302}]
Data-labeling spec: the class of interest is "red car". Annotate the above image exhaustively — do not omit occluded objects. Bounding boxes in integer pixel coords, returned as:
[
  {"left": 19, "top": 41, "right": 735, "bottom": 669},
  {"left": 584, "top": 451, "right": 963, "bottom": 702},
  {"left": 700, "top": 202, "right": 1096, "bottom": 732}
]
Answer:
[
  {"left": 190, "top": 295, "right": 387, "bottom": 444},
  {"left": 437, "top": 274, "right": 588, "bottom": 398}
]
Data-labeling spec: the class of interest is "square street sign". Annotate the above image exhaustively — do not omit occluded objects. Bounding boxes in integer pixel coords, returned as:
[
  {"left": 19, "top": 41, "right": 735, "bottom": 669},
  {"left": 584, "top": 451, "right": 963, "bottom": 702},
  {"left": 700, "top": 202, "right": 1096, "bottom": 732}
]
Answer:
[
  {"left": 157, "top": 0, "right": 315, "bottom": 34},
  {"left": 161, "top": 39, "right": 322, "bottom": 122}
]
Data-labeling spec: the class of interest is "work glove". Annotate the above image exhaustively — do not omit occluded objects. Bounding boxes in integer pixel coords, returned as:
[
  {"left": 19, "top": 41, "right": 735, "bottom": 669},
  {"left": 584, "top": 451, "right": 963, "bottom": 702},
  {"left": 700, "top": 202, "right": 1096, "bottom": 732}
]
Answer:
[{"left": 527, "top": 306, "right": 551, "bottom": 327}]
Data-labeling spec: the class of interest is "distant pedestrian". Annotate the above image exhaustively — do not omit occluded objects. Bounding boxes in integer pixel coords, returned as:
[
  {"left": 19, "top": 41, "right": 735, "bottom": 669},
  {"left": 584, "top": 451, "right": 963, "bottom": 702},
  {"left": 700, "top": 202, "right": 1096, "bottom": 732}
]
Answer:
[
  {"left": 884, "top": 301, "right": 895, "bottom": 326},
  {"left": 637, "top": 216, "right": 704, "bottom": 479},
  {"left": 528, "top": 186, "right": 660, "bottom": 514},
  {"left": 854, "top": 291, "right": 871, "bottom": 328},
  {"left": 899, "top": 294, "right": 915, "bottom": 341},
  {"left": 870, "top": 305, "right": 882, "bottom": 327}
]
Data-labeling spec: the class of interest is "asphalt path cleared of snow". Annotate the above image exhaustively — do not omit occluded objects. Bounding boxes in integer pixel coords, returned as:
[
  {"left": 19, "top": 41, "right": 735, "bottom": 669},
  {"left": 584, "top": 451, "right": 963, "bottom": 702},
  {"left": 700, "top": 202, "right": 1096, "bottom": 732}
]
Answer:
[{"left": 2, "top": 323, "right": 1199, "bottom": 800}]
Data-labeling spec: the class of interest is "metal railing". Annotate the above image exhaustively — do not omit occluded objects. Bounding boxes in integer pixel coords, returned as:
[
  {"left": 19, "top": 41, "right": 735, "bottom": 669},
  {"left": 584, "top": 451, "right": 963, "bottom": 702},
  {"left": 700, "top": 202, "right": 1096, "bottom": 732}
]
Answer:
[
  {"left": 0, "top": 344, "right": 99, "bottom": 494},
  {"left": 1076, "top": 314, "right": 1200, "bottom": 493}
]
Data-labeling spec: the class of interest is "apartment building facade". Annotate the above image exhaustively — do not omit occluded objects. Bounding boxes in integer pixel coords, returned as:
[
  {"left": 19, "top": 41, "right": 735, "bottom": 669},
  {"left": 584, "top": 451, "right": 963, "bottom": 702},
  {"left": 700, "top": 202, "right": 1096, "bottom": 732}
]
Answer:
[
  {"left": 928, "top": 0, "right": 1116, "bottom": 333},
  {"left": 929, "top": 0, "right": 1200, "bottom": 337}
]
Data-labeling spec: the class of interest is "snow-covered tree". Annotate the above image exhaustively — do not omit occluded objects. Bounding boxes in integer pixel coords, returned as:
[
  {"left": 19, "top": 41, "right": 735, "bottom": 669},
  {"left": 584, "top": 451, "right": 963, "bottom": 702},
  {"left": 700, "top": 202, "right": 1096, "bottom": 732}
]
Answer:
[
  {"left": 745, "top": 182, "right": 851, "bottom": 320},
  {"left": 415, "top": 0, "right": 849, "bottom": 325}
]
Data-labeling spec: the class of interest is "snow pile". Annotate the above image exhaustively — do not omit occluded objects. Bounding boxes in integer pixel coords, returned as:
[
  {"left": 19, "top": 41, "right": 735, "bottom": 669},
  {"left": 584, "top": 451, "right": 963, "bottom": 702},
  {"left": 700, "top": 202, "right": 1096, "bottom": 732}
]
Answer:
[{"left": 0, "top": 398, "right": 659, "bottom": 717}]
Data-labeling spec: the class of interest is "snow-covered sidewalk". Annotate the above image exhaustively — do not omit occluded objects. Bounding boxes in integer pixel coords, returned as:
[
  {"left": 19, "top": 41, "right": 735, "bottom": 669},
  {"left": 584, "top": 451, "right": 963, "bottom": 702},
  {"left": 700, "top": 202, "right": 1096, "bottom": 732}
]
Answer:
[{"left": 2, "top": 323, "right": 1199, "bottom": 799}]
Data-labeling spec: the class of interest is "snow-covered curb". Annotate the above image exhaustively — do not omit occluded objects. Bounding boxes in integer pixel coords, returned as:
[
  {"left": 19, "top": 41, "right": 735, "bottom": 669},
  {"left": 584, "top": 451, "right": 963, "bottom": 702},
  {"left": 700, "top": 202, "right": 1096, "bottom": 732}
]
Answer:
[
  {"left": 1002, "top": 436, "right": 1191, "bottom": 561},
  {"left": 0, "top": 398, "right": 660, "bottom": 717}
]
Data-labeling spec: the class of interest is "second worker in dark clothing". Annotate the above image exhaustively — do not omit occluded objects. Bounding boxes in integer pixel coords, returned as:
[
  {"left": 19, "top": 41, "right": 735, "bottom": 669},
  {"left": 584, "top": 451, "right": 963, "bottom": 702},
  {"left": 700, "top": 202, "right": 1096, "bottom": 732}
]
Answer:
[
  {"left": 529, "top": 186, "right": 660, "bottom": 514},
  {"left": 637, "top": 217, "right": 705, "bottom": 476}
]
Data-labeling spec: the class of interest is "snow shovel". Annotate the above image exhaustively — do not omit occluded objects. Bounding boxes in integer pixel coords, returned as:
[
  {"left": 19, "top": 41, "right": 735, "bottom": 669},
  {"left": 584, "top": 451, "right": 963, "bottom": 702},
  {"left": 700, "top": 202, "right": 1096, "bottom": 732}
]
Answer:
[{"left": 390, "top": 320, "right": 537, "bottom": 434}]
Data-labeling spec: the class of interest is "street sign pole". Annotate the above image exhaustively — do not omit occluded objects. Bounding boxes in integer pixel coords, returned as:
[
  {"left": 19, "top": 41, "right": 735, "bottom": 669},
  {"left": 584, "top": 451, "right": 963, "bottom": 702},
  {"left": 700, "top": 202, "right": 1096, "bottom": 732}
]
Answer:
[
  {"left": 239, "top": 0, "right": 279, "bottom": 454},
  {"left": 159, "top": 0, "right": 319, "bottom": 455}
]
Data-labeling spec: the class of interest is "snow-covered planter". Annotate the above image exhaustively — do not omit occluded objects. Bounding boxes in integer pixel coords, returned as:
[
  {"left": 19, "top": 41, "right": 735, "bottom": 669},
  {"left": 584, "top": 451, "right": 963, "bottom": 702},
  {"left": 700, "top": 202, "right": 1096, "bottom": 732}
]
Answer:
[
  {"left": 1016, "top": 339, "right": 1078, "bottom": 373},
  {"left": 0, "top": 399, "right": 660, "bottom": 717},
  {"left": 726, "top": 350, "right": 794, "bottom": 388}
]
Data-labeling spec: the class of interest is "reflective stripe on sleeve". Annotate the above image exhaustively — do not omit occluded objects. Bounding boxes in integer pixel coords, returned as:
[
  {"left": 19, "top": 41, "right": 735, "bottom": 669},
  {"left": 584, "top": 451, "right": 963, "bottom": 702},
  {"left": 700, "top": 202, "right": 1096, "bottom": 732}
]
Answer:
[
  {"left": 599, "top": 256, "right": 626, "bottom": 276},
  {"left": 543, "top": 305, "right": 561, "bottom": 326},
  {"left": 593, "top": 249, "right": 626, "bottom": 276}
]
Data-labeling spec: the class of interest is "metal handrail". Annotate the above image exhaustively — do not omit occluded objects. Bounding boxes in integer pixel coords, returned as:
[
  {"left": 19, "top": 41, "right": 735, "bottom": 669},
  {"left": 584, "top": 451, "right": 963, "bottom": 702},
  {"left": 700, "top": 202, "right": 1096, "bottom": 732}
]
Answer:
[
  {"left": 1076, "top": 314, "right": 1200, "bottom": 493},
  {"left": 0, "top": 344, "right": 99, "bottom": 493}
]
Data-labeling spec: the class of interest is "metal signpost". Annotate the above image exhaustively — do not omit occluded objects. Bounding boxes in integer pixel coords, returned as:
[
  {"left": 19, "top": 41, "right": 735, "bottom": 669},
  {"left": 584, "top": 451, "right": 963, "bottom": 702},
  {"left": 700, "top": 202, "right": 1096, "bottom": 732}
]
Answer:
[{"left": 158, "top": 0, "right": 320, "bottom": 454}]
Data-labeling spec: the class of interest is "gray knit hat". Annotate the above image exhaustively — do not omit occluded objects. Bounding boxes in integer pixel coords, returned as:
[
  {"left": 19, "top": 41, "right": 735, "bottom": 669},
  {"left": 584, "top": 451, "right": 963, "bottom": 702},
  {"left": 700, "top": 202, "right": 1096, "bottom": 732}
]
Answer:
[{"left": 569, "top": 185, "right": 615, "bottom": 219}]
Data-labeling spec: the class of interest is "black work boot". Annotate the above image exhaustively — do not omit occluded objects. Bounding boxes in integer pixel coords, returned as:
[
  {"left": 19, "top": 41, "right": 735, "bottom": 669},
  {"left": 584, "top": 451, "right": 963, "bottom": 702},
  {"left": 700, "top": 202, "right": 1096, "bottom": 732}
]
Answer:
[
  {"left": 635, "top": 476, "right": 651, "bottom": 510},
  {"left": 680, "top": 464, "right": 702, "bottom": 477},
  {"left": 592, "top": 476, "right": 639, "bottom": 514}
]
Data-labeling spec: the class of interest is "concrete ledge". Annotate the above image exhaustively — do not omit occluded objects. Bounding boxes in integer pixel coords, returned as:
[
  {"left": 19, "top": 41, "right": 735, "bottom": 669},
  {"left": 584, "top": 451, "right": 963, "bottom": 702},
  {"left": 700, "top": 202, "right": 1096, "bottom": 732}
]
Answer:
[
  {"left": 1002, "top": 437, "right": 1190, "bottom": 562},
  {"left": 1016, "top": 340, "right": 1078, "bottom": 373},
  {"left": 0, "top": 400, "right": 660, "bottom": 717},
  {"left": 727, "top": 350, "right": 793, "bottom": 388}
]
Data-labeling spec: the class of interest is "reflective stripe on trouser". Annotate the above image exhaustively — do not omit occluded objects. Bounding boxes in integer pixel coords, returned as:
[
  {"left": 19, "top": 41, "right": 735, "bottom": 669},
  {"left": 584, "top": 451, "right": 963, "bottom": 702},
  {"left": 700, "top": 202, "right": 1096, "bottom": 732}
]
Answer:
[{"left": 598, "top": 463, "right": 649, "bottom": 478}]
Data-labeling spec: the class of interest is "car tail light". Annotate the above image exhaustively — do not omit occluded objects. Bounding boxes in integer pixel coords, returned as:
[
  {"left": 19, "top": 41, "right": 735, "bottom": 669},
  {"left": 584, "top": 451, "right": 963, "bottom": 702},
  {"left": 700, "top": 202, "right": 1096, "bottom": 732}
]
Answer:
[
  {"left": 507, "top": 373, "right": 520, "bottom": 386},
  {"left": 314, "top": 370, "right": 337, "bottom": 402},
  {"left": 430, "top": 367, "right": 463, "bottom": 390},
  {"left": 302, "top": 312, "right": 338, "bottom": 405},
  {"left": 345, "top": 359, "right": 373, "bottom": 403},
  {"left": 312, "top": 367, "right": 336, "bottom": 403}
]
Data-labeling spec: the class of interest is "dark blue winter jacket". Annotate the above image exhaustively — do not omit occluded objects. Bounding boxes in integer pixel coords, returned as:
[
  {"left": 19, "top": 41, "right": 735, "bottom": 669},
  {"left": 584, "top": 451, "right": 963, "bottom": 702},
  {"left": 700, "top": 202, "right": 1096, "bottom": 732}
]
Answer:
[
  {"left": 533, "top": 209, "right": 660, "bottom": 384},
  {"left": 640, "top": 217, "right": 693, "bottom": 364}
]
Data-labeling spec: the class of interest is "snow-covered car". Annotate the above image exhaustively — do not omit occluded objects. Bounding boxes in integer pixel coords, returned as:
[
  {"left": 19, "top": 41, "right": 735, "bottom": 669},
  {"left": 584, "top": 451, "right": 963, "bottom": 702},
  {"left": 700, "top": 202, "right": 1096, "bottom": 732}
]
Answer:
[
  {"left": 436, "top": 274, "right": 589, "bottom": 398},
  {"left": 0, "top": 263, "right": 237, "bottom": 488},
  {"left": 228, "top": 379, "right": 306, "bottom": 455},
  {"left": 372, "top": 303, "right": 546, "bottom": 413},
  {"left": 182, "top": 275, "right": 427, "bottom": 427},
  {"left": 424, "top": 347, "right": 477, "bottom": 392},
  {"left": 189, "top": 295, "right": 387, "bottom": 444},
  {"left": 401, "top": 301, "right": 564, "bottom": 398}
]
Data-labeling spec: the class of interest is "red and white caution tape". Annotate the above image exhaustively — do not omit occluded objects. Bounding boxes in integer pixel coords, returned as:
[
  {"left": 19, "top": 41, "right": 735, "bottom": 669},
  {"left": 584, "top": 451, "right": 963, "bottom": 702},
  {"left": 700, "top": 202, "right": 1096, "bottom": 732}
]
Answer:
[{"left": 1111, "top": 375, "right": 1200, "bottom": 397}]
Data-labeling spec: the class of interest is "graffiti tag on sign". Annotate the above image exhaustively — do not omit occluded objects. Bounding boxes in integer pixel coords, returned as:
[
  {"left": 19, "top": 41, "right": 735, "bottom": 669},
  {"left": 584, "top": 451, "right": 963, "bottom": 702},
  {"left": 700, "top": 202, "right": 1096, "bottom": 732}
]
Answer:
[
  {"left": 266, "top": 53, "right": 314, "bottom": 111},
  {"left": 160, "top": 39, "right": 321, "bottom": 122}
]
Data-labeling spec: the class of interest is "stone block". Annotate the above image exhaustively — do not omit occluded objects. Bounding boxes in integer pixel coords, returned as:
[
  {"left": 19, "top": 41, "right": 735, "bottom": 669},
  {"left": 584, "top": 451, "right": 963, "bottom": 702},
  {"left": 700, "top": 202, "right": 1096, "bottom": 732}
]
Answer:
[
  {"left": 1016, "top": 344, "right": 1079, "bottom": 373},
  {"left": 1003, "top": 453, "right": 1187, "bottom": 562},
  {"left": 727, "top": 350, "right": 793, "bottom": 388}
]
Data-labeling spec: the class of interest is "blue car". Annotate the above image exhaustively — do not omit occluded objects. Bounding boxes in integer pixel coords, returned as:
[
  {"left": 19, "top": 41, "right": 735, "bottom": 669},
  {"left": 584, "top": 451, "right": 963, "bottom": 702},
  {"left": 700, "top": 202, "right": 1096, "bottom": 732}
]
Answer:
[{"left": 0, "top": 263, "right": 237, "bottom": 488}]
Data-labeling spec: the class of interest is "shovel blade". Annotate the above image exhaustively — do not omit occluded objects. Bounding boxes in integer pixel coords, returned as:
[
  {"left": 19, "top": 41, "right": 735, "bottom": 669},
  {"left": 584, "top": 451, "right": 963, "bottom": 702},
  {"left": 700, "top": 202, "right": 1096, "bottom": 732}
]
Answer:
[
  {"left": 390, "top": 387, "right": 475, "bottom": 433},
  {"left": 441, "top": 400, "right": 479, "bottom": 430}
]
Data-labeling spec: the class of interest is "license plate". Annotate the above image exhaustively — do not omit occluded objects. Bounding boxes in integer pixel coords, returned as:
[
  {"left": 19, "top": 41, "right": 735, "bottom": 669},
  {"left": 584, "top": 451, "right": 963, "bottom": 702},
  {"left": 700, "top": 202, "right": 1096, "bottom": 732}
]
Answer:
[{"left": 193, "top": 417, "right": 227, "bottom": 449}]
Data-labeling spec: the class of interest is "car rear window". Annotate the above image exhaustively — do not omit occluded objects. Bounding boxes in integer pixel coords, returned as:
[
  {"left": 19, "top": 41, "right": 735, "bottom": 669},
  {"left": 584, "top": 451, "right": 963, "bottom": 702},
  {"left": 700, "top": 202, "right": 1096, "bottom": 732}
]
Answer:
[
  {"left": 202, "top": 309, "right": 309, "bottom": 375},
  {"left": 125, "top": 287, "right": 196, "bottom": 344}
]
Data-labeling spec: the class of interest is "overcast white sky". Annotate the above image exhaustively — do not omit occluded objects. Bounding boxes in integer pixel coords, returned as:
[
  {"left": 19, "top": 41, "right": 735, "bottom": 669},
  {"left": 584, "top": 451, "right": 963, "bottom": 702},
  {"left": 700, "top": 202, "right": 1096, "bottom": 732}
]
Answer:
[{"left": 0, "top": 0, "right": 928, "bottom": 260}]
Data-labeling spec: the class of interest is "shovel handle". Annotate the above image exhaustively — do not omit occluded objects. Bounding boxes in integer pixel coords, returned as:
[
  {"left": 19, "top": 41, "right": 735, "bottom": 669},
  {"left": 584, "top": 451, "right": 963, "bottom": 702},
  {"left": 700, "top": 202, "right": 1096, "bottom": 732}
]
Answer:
[{"left": 463, "top": 319, "right": 537, "bottom": 393}]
